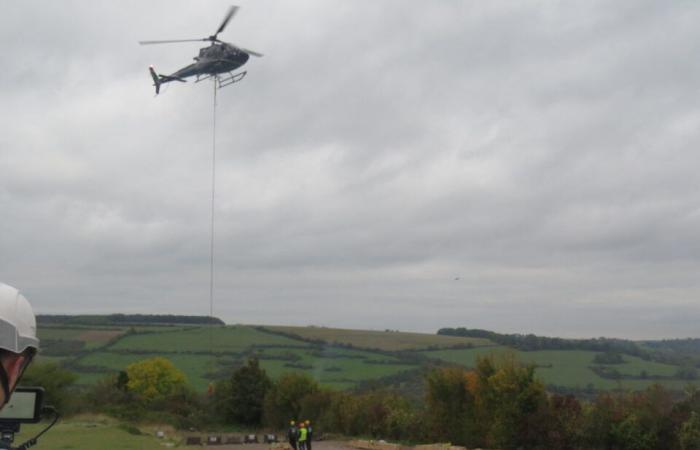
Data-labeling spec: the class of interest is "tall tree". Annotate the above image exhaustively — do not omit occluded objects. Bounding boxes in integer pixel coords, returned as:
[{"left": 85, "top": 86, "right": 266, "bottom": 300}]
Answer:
[
  {"left": 264, "top": 373, "right": 319, "bottom": 428},
  {"left": 424, "top": 367, "right": 475, "bottom": 445},
  {"left": 679, "top": 412, "right": 700, "bottom": 450},
  {"left": 224, "top": 358, "right": 272, "bottom": 425},
  {"left": 470, "top": 354, "right": 549, "bottom": 450}
]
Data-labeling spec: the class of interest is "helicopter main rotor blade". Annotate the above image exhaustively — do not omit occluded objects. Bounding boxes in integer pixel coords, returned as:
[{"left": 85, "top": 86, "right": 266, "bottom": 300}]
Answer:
[
  {"left": 237, "top": 46, "right": 263, "bottom": 57},
  {"left": 215, "top": 5, "right": 239, "bottom": 36},
  {"left": 222, "top": 41, "right": 263, "bottom": 57},
  {"left": 139, "top": 38, "right": 208, "bottom": 45}
]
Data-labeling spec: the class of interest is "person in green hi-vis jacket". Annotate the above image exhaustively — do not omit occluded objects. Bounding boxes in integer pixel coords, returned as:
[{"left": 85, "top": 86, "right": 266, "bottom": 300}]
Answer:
[{"left": 297, "top": 423, "right": 308, "bottom": 450}]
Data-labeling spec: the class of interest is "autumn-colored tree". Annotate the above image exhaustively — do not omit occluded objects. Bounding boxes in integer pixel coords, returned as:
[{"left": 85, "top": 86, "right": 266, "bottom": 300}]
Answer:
[
  {"left": 543, "top": 394, "right": 583, "bottom": 450},
  {"left": 580, "top": 392, "right": 624, "bottom": 449},
  {"left": 324, "top": 391, "right": 362, "bottom": 435},
  {"left": 610, "top": 413, "right": 658, "bottom": 450},
  {"left": 469, "top": 354, "right": 549, "bottom": 450},
  {"left": 299, "top": 388, "right": 337, "bottom": 429},
  {"left": 424, "top": 367, "right": 475, "bottom": 445},
  {"left": 356, "top": 391, "right": 416, "bottom": 440},
  {"left": 125, "top": 357, "right": 188, "bottom": 403},
  {"left": 263, "top": 373, "right": 319, "bottom": 428},
  {"left": 629, "top": 385, "right": 676, "bottom": 449},
  {"left": 679, "top": 412, "right": 700, "bottom": 450}
]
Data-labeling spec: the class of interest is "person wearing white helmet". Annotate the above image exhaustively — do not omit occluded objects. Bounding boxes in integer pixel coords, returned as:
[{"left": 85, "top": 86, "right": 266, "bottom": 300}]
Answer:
[{"left": 0, "top": 283, "right": 39, "bottom": 409}]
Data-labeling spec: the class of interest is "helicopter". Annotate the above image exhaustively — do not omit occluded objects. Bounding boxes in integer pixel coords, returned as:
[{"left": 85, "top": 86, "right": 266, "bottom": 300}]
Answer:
[{"left": 139, "top": 5, "right": 262, "bottom": 94}]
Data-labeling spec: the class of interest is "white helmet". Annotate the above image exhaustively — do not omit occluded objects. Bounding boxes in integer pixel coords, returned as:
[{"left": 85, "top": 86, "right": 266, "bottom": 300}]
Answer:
[{"left": 0, "top": 283, "right": 39, "bottom": 354}]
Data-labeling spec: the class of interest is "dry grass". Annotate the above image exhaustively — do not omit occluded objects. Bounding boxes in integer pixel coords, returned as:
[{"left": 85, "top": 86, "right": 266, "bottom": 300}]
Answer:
[{"left": 264, "top": 326, "right": 494, "bottom": 351}]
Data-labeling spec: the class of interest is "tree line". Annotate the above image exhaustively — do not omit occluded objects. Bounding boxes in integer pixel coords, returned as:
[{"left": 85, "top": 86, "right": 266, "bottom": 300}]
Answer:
[
  {"left": 37, "top": 314, "right": 225, "bottom": 326},
  {"left": 21, "top": 355, "right": 700, "bottom": 450},
  {"left": 438, "top": 327, "right": 700, "bottom": 369}
]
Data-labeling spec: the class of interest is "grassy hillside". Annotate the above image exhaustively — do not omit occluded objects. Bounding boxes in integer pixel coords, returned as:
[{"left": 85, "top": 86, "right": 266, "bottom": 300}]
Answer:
[
  {"left": 109, "top": 326, "right": 307, "bottom": 353},
  {"left": 263, "top": 325, "right": 494, "bottom": 351},
  {"left": 425, "top": 347, "right": 694, "bottom": 391},
  {"left": 16, "top": 416, "right": 180, "bottom": 450},
  {"left": 37, "top": 323, "right": 426, "bottom": 392},
  {"left": 34, "top": 318, "right": 699, "bottom": 394}
]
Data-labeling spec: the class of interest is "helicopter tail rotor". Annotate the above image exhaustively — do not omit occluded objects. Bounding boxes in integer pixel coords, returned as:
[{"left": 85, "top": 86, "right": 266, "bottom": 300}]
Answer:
[
  {"left": 149, "top": 66, "right": 162, "bottom": 94},
  {"left": 149, "top": 66, "right": 187, "bottom": 95}
]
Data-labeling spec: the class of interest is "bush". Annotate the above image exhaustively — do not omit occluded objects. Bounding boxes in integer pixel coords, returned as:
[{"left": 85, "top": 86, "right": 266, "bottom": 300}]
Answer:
[
  {"left": 20, "top": 361, "right": 78, "bottom": 414},
  {"left": 125, "top": 357, "right": 188, "bottom": 403},
  {"left": 264, "top": 373, "right": 319, "bottom": 428},
  {"left": 118, "top": 424, "right": 142, "bottom": 435},
  {"left": 680, "top": 412, "right": 700, "bottom": 450},
  {"left": 593, "top": 352, "right": 625, "bottom": 364}
]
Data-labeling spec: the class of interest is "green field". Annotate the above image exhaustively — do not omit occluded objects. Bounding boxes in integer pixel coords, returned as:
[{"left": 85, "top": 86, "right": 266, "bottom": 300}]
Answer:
[
  {"left": 264, "top": 325, "right": 494, "bottom": 351},
  {"left": 109, "top": 325, "right": 308, "bottom": 352},
  {"left": 73, "top": 346, "right": 416, "bottom": 392},
  {"left": 256, "top": 347, "right": 416, "bottom": 390},
  {"left": 425, "top": 347, "right": 695, "bottom": 390},
  {"left": 35, "top": 320, "right": 698, "bottom": 394},
  {"left": 76, "top": 351, "right": 233, "bottom": 391},
  {"left": 38, "top": 325, "right": 127, "bottom": 350},
  {"left": 16, "top": 417, "right": 179, "bottom": 450},
  {"left": 40, "top": 324, "right": 423, "bottom": 392}
]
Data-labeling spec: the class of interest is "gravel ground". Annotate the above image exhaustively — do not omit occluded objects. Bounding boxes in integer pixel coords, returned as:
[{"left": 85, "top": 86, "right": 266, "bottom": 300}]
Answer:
[{"left": 202, "top": 441, "right": 354, "bottom": 450}]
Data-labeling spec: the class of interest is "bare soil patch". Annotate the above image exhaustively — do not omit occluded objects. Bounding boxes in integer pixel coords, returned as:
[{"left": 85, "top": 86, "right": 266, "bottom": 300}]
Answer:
[{"left": 77, "top": 329, "right": 125, "bottom": 343}]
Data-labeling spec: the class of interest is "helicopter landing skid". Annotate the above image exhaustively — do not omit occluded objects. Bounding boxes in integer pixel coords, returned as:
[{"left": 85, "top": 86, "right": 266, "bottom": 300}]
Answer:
[
  {"left": 195, "top": 71, "right": 247, "bottom": 88},
  {"left": 217, "top": 71, "right": 247, "bottom": 88}
]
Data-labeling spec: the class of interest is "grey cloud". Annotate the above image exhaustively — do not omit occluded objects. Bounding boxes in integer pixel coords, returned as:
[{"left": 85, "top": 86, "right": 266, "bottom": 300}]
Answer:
[{"left": 2, "top": 1, "right": 700, "bottom": 339}]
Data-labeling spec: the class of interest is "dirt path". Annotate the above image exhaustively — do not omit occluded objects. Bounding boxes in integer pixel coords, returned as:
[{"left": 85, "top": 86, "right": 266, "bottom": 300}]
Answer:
[{"left": 210, "top": 441, "right": 355, "bottom": 450}]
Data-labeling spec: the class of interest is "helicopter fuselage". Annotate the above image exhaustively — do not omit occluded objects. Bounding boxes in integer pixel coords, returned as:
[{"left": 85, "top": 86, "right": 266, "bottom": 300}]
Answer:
[
  {"left": 142, "top": 6, "right": 261, "bottom": 94},
  {"left": 169, "top": 43, "right": 250, "bottom": 79}
]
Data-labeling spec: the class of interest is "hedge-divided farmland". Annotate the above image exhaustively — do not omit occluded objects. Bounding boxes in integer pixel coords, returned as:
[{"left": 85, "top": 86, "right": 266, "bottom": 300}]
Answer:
[{"left": 36, "top": 320, "right": 698, "bottom": 394}]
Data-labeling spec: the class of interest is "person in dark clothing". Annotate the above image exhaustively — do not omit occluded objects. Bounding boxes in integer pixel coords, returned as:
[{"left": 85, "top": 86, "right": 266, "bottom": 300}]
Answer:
[
  {"left": 287, "top": 420, "right": 298, "bottom": 450},
  {"left": 305, "top": 420, "right": 313, "bottom": 450}
]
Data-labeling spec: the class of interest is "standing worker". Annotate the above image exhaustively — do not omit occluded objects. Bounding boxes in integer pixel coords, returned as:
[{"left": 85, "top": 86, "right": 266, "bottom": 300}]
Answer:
[
  {"left": 297, "top": 422, "right": 308, "bottom": 450},
  {"left": 305, "top": 420, "right": 313, "bottom": 450},
  {"left": 0, "top": 283, "right": 40, "bottom": 409},
  {"left": 287, "top": 420, "right": 298, "bottom": 450}
]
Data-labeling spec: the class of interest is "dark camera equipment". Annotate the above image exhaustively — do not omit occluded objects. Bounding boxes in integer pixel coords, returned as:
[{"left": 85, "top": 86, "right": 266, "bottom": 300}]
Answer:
[{"left": 0, "top": 388, "right": 59, "bottom": 450}]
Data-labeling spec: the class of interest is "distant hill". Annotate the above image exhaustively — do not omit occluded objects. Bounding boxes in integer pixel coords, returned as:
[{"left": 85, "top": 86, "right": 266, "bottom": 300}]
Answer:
[
  {"left": 37, "top": 314, "right": 225, "bottom": 326},
  {"left": 437, "top": 327, "right": 648, "bottom": 355},
  {"left": 33, "top": 317, "right": 699, "bottom": 396},
  {"left": 438, "top": 327, "right": 700, "bottom": 368}
]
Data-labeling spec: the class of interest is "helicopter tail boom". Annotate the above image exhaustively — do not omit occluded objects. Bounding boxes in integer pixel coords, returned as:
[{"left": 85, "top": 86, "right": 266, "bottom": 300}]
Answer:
[{"left": 149, "top": 66, "right": 187, "bottom": 95}]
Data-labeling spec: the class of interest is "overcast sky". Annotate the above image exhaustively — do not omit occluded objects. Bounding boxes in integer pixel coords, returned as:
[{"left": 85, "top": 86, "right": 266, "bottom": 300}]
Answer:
[{"left": 2, "top": 1, "right": 700, "bottom": 340}]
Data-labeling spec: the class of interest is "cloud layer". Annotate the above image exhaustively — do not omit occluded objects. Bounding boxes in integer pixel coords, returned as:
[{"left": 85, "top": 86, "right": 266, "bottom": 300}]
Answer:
[{"left": 2, "top": 1, "right": 700, "bottom": 339}]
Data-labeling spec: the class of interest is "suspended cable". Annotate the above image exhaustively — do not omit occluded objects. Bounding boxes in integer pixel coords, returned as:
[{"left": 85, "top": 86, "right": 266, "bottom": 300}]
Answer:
[
  {"left": 210, "top": 77, "right": 217, "bottom": 322},
  {"left": 208, "top": 77, "right": 218, "bottom": 395}
]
